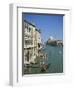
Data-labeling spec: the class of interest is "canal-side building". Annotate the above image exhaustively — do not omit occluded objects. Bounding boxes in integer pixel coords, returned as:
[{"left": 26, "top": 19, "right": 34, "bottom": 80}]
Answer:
[
  {"left": 35, "top": 29, "right": 42, "bottom": 56},
  {"left": 24, "top": 20, "right": 42, "bottom": 64},
  {"left": 47, "top": 37, "right": 63, "bottom": 47}
]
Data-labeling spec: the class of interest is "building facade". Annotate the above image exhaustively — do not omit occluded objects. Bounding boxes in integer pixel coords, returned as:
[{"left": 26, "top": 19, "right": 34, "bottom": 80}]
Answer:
[{"left": 24, "top": 20, "right": 42, "bottom": 64}]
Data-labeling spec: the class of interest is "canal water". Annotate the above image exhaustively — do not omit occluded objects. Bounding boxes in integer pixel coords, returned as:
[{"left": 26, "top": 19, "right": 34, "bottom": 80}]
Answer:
[
  {"left": 43, "top": 45, "right": 63, "bottom": 73},
  {"left": 24, "top": 45, "right": 63, "bottom": 74}
]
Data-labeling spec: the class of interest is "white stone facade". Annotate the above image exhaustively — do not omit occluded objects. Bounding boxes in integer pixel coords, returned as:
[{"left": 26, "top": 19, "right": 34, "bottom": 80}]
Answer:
[{"left": 24, "top": 20, "right": 42, "bottom": 64}]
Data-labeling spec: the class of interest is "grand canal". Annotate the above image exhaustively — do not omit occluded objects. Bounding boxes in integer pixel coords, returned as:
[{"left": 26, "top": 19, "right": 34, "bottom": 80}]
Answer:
[
  {"left": 24, "top": 45, "right": 63, "bottom": 74},
  {"left": 43, "top": 45, "right": 63, "bottom": 73}
]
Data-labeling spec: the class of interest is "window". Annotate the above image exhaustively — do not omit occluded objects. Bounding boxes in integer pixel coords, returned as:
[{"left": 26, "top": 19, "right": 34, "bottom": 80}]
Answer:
[
  {"left": 25, "top": 23, "right": 28, "bottom": 29},
  {"left": 29, "top": 27, "right": 31, "bottom": 32}
]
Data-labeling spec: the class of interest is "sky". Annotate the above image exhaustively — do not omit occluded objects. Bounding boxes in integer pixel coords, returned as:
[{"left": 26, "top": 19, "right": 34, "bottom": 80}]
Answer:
[{"left": 22, "top": 13, "right": 63, "bottom": 42}]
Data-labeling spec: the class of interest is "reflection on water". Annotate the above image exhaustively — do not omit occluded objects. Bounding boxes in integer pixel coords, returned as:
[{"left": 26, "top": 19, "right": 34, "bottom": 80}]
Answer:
[{"left": 24, "top": 45, "right": 63, "bottom": 74}]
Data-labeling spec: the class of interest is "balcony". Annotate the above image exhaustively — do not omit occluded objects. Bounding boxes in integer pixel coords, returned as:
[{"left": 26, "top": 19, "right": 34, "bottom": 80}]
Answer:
[
  {"left": 24, "top": 37, "right": 32, "bottom": 40},
  {"left": 24, "top": 45, "right": 35, "bottom": 49},
  {"left": 24, "top": 31, "right": 31, "bottom": 37}
]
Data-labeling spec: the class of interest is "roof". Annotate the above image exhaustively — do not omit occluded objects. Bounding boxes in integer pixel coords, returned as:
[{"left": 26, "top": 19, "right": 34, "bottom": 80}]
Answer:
[
  {"left": 24, "top": 20, "right": 41, "bottom": 33},
  {"left": 24, "top": 20, "right": 36, "bottom": 27},
  {"left": 35, "top": 28, "right": 41, "bottom": 33}
]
